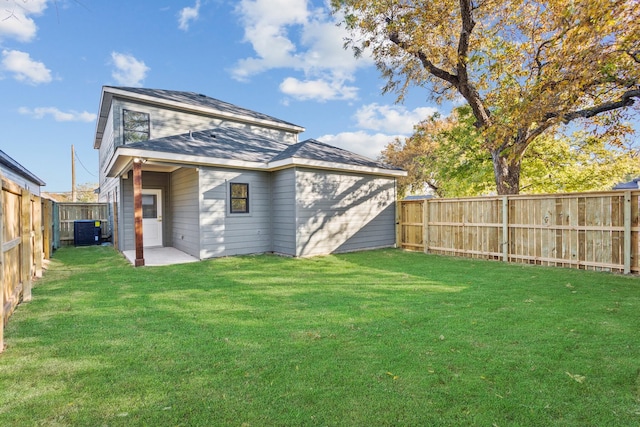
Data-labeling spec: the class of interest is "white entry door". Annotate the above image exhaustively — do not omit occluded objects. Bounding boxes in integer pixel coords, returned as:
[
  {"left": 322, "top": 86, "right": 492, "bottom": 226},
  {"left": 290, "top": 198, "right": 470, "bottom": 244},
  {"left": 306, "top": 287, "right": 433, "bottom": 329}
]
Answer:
[{"left": 142, "top": 189, "right": 163, "bottom": 247}]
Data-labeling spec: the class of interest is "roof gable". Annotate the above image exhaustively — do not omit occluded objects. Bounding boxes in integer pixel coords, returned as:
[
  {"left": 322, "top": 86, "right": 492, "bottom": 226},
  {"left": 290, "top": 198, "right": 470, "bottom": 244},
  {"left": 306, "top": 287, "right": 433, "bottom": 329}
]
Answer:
[
  {"left": 94, "top": 86, "right": 305, "bottom": 148},
  {"left": 106, "top": 87, "right": 303, "bottom": 129}
]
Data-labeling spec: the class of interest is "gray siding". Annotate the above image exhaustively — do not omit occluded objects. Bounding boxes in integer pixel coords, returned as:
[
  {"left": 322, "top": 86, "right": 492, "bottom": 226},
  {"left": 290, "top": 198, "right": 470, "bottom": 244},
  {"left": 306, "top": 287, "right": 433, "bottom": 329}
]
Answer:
[
  {"left": 112, "top": 100, "right": 298, "bottom": 147},
  {"left": 271, "top": 169, "right": 296, "bottom": 256},
  {"left": 98, "top": 106, "right": 115, "bottom": 182},
  {"left": 121, "top": 175, "right": 134, "bottom": 251},
  {"left": 170, "top": 167, "right": 200, "bottom": 257},
  {"left": 199, "top": 168, "right": 272, "bottom": 258},
  {"left": 294, "top": 169, "right": 397, "bottom": 257},
  {"left": 98, "top": 177, "right": 118, "bottom": 203}
]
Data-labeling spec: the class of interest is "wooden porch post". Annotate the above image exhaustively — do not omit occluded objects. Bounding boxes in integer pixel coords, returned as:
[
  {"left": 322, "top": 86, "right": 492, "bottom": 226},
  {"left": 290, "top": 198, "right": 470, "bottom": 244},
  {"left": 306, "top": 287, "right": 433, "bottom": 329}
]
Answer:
[{"left": 133, "top": 160, "right": 144, "bottom": 267}]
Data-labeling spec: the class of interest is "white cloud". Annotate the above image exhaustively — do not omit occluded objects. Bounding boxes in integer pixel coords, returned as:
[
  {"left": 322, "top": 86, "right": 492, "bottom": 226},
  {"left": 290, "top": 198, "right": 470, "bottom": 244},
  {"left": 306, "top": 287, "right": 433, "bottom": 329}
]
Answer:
[
  {"left": 1, "top": 49, "right": 52, "bottom": 84},
  {"left": 317, "top": 103, "right": 441, "bottom": 160},
  {"left": 232, "top": 0, "right": 371, "bottom": 102},
  {"left": 178, "top": 0, "right": 201, "bottom": 31},
  {"left": 355, "top": 103, "right": 438, "bottom": 134},
  {"left": 280, "top": 77, "right": 358, "bottom": 102},
  {"left": 0, "top": 0, "right": 48, "bottom": 42},
  {"left": 110, "top": 52, "right": 149, "bottom": 87},
  {"left": 317, "top": 131, "right": 401, "bottom": 161},
  {"left": 18, "top": 106, "right": 96, "bottom": 122}
]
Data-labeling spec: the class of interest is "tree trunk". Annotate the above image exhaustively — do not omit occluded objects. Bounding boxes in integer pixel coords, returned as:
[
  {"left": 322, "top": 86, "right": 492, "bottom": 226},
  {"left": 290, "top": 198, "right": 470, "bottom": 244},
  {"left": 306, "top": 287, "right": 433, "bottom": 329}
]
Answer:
[{"left": 491, "top": 149, "right": 521, "bottom": 195}]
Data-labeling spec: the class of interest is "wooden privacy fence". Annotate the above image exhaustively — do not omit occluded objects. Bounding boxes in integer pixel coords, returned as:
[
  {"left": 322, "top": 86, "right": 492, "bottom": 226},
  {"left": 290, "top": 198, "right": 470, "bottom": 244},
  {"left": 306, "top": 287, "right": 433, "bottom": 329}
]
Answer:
[
  {"left": 55, "top": 203, "right": 110, "bottom": 247},
  {"left": 398, "top": 190, "right": 640, "bottom": 274},
  {"left": 1, "top": 174, "right": 54, "bottom": 352}
]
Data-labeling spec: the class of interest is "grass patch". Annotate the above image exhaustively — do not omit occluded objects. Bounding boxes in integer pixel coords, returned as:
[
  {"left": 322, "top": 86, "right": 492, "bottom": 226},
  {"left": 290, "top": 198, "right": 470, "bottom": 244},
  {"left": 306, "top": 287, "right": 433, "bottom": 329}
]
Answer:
[{"left": 1, "top": 246, "right": 639, "bottom": 426}]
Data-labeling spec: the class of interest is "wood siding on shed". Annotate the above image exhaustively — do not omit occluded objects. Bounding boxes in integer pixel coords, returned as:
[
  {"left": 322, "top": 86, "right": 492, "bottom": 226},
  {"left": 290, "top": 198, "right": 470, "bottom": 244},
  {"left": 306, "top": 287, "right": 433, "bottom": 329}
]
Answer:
[
  {"left": 199, "top": 168, "right": 272, "bottom": 258},
  {"left": 294, "top": 168, "right": 397, "bottom": 257}
]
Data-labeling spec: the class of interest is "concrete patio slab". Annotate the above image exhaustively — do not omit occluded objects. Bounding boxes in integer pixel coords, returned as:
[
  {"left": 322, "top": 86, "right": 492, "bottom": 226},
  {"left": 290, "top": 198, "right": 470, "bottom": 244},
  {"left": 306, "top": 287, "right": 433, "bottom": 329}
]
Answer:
[{"left": 123, "top": 247, "right": 199, "bottom": 267}]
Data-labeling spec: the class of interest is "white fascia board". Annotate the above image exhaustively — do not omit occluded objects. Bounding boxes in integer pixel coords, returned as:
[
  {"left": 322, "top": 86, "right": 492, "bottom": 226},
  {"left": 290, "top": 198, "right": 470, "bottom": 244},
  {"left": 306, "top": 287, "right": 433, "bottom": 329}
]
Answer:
[
  {"left": 103, "top": 87, "right": 305, "bottom": 134},
  {"left": 267, "top": 158, "right": 407, "bottom": 177},
  {"left": 94, "top": 89, "right": 114, "bottom": 149},
  {"left": 106, "top": 145, "right": 407, "bottom": 178},
  {"left": 107, "top": 146, "right": 268, "bottom": 177}
]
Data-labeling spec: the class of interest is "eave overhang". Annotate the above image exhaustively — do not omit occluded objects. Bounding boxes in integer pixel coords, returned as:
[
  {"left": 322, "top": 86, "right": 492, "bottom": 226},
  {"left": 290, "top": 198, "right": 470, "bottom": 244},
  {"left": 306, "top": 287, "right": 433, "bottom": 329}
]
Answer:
[{"left": 106, "top": 147, "right": 407, "bottom": 179}]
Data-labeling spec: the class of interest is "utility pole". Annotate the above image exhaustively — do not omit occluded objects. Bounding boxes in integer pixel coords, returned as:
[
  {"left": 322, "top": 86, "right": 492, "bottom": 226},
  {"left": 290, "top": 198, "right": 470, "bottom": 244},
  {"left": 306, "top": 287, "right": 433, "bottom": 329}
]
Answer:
[{"left": 71, "top": 145, "right": 77, "bottom": 202}]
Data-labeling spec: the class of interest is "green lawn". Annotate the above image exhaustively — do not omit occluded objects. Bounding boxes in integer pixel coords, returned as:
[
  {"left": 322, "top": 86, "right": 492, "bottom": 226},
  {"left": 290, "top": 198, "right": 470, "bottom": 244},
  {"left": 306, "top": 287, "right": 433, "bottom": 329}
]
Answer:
[{"left": 1, "top": 246, "right": 639, "bottom": 426}]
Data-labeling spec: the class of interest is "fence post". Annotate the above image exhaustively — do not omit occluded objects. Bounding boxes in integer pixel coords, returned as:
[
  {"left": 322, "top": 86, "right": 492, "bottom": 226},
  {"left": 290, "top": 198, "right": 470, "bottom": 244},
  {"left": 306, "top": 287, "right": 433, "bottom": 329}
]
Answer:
[
  {"left": 21, "top": 189, "right": 32, "bottom": 302},
  {"left": 396, "top": 200, "right": 402, "bottom": 249},
  {"left": 42, "top": 199, "right": 52, "bottom": 259},
  {"left": 423, "top": 199, "right": 429, "bottom": 254},
  {"left": 624, "top": 191, "right": 632, "bottom": 274},
  {"left": 33, "top": 195, "right": 43, "bottom": 278},
  {"left": 502, "top": 196, "right": 509, "bottom": 262},
  {"left": 1, "top": 175, "right": 5, "bottom": 352}
]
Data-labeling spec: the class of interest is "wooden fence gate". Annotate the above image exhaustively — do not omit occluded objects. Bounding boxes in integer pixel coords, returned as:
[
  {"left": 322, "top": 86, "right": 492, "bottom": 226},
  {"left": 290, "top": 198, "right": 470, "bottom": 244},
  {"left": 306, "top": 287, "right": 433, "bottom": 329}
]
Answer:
[{"left": 397, "top": 191, "right": 639, "bottom": 274}]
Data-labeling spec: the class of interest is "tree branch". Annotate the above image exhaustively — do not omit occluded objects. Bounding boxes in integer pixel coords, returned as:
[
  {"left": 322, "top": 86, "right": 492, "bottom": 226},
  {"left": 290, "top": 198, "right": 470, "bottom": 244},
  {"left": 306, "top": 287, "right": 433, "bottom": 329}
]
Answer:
[
  {"left": 560, "top": 89, "right": 640, "bottom": 123},
  {"left": 388, "top": 30, "right": 459, "bottom": 86},
  {"left": 388, "top": 3, "right": 491, "bottom": 128},
  {"left": 457, "top": 0, "right": 475, "bottom": 84},
  {"left": 455, "top": 0, "right": 491, "bottom": 127}
]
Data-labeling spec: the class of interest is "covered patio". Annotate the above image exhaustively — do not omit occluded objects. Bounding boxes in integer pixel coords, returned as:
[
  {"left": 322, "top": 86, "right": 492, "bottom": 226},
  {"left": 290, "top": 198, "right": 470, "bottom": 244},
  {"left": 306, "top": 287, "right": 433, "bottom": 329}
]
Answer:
[{"left": 123, "top": 247, "right": 199, "bottom": 267}]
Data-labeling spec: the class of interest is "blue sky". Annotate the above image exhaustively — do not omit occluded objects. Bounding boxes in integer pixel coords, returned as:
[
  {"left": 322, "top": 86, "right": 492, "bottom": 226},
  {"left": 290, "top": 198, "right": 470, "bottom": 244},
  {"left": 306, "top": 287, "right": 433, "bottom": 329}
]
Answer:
[{"left": 0, "top": 0, "right": 441, "bottom": 192}]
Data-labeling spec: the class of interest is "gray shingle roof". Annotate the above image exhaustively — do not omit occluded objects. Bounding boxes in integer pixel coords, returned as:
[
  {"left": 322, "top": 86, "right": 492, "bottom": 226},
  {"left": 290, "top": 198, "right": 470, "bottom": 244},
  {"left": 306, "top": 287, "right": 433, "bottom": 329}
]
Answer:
[
  {"left": 270, "top": 139, "right": 401, "bottom": 170},
  {"left": 104, "top": 86, "right": 303, "bottom": 130},
  {"left": 124, "top": 130, "right": 401, "bottom": 172},
  {"left": 125, "top": 126, "right": 290, "bottom": 163}
]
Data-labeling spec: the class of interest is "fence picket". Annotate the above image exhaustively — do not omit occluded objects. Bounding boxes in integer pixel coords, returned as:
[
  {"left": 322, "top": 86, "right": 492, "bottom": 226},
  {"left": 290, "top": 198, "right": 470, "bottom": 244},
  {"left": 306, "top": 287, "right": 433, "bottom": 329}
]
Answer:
[{"left": 398, "top": 191, "right": 639, "bottom": 274}]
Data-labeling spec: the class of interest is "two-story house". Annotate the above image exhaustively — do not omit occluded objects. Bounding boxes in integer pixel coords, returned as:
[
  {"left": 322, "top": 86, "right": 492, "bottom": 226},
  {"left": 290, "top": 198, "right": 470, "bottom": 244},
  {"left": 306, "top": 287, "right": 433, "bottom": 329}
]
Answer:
[{"left": 94, "top": 86, "right": 405, "bottom": 266}]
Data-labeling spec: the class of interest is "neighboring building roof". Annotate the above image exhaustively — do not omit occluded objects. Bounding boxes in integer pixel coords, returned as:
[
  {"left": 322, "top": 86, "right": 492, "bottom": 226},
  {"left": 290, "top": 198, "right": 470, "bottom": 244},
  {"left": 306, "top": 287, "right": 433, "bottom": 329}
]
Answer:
[
  {"left": 613, "top": 177, "right": 640, "bottom": 190},
  {"left": 404, "top": 195, "right": 434, "bottom": 200},
  {"left": 110, "top": 126, "right": 406, "bottom": 178},
  {"left": 0, "top": 149, "right": 46, "bottom": 186},
  {"left": 94, "top": 86, "right": 305, "bottom": 148}
]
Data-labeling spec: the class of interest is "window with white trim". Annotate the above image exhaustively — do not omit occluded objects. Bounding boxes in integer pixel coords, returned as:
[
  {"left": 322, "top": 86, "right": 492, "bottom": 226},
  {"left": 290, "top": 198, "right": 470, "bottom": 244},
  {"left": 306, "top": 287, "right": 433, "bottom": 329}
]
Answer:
[{"left": 123, "top": 109, "right": 150, "bottom": 143}]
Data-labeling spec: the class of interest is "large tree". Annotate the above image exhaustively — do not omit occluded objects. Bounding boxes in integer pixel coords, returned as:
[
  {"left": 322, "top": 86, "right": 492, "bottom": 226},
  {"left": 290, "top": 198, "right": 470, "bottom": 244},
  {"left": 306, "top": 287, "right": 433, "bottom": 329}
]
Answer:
[
  {"left": 383, "top": 107, "right": 640, "bottom": 197},
  {"left": 332, "top": 0, "right": 640, "bottom": 194}
]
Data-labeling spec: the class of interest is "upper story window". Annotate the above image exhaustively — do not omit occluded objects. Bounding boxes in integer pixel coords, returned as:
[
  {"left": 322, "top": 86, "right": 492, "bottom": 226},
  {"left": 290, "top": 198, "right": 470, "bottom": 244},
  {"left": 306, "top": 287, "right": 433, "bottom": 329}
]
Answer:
[
  {"left": 123, "top": 109, "right": 150, "bottom": 143},
  {"left": 230, "top": 183, "right": 249, "bottom": 214}
]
